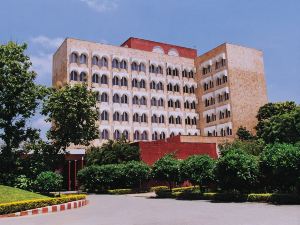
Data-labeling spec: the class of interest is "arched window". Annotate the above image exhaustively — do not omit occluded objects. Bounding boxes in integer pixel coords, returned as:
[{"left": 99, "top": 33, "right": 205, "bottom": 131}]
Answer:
[
  {"left": 121, "top": 77, "right": 128, "bottom": 86},
  {"left": 150, "top": 81, "right": 156, "bottom": 90},
  {"left": 132, "top": 96, "right": 139, "bottom": 105},
  {"left": 182, "top": 69, "right": 188, "bottom": 78},
  {"left": 167, "top": 67, "right": 172, "bottom": 75},
  {"left": 70, "top": 71, "right": 78, "bottom": 81},
  {"left": 112, "top": 76, "right": 119, "bottom": 86},
  {"left": 134, "top": 130, "right": 140, "bottom": 140},
  {"left": 170, "top": 132, "right": 175, "bottom": 137},
  {"left": 100, "top": 74, "right": 108, "bottom": 84},
  {"left": 159, "top": 115, "right": 165, "bottom": 124},
  {"left": 157, "top": 82, "right": 163, "bottom": 90},
  {"left": 132, "top": 79, "right": 139, "bottom": 88},
  {"left": 121, "top": 112, "right": 129, "bottom": 121},
  {"left": 123, "top": 130, "right": 129, "bottom": 139},
  {"left": 101, "top": 111, "right": 109, "bottom": 121},
  {"left": 151, "top": 97, "right": 157, "bottom": 106},
  {"left": 185, "top": 116, "right": 191, "bottom": 125},
  {"left": 120, "top": 60, "right": 127, "bottom": 69},
  {"left": 168, "top": 99, "right": 174, "bottom": 108},
  {"left": 141, "top": 131, "right": 148, "bottom": 140},
  {"left": 169, "top": 116, "right": 175, "bottom": 124},
  {"left": 131, "top": 62, "right": 138, "bottom": 71},
  {"left": 184, "top": 101, "right": 189, "bottom": 109},
  {"left": 113, "top": 112, "right": 120, "bottom": 121},
  {"left": 140, "top": 96, "right": 147, "bottom": 105},
  {"left": 79, "top": 54, "right": 87, "bottom": 64},
  {"left": 173, "top": 68, "right": 179, "bottom": 76},
  {"left": 92, "top": 56, "right": 99, "bottom": 65},
  {"left": 174, "top": 84, "right": 180, "bottom": 92},
  {"left": 114, "top": 130, "right": 121, "bottom": 140},
  {"left": 113, "top": 94, "right": 120, "bottom": 103},
  {"left": 158, "top": 98, "right": 164, "bottom": 107},
  {"left": 79, "top": 72, "right": 87, "bottom": 82},
  {"left": 100, "top": 57, "right": 108, "bottom": 67},
  {"left": 192, "top": 117, "right": 197, "bottom": 125},
  {"left": 183, "top": 85, "right": 189, "bottom": 93},
  {"left": 176, "top": 116, "right": 182, "bottom": 124},
  {"left": 101, "top": 92, "right": 108, "bottom": 102},
  {"left": 70, "top": 52, "right": 78, "bottom": 63},
  {"left": 139, "top": 63, "right": 146, "bottom": 72},
  {"left": 191, "top": 101, "right": 196, "bottom": 109},
  {"left": 152, "top": 132, "right": 158, "bottom": 140},
  {"left": 92, "top": 73, "right": 99, "bottom": 83},
  {"left": 149, "top": 64, "right": 156, "bottom": 73},
  {"left": 190, "top": 86, "right": 195, "bottom": 93},
  {"left": 133, "top": 113, "right": 139, "bottom": 122},
  {"left": 157, "top": 65, "right": 163, "bottom": 74},
  {"left": 167, "top": 83, "right": 173, "bottom": 91},
  {"left": 140, "top": 79, "right": 146, "bottom": 89},
  {"left": 189, "top": 70, "right": 194, "bottom": 78},
  {"left": 112, "top": 58, "right": 119, "bottom": 69},
  {"left": 141, "top": 113, "right": 147, "bottom": 123},
  {"left": 101, "top": 129, "right": 109, "bottom": 139},
  {"left": 151, "top": 114, "right": 158, "bottom": 123},
  {"left": 160, "top": 132, "right": 166, "bottom": 140},
  {"left": 175, "top": 100, "right": 181, "bottom": 108},
  {"left": 121, "top": 94, "right": 128, "bottom": 104}
]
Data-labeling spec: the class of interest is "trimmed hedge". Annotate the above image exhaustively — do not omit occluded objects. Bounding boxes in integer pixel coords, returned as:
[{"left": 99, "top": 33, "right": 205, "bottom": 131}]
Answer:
[
  {"left": 0, "top": 194, "right": 86, "bottom": 215},
  {"left": 107, "top": 189, "right": 133, "bottom": 195}
]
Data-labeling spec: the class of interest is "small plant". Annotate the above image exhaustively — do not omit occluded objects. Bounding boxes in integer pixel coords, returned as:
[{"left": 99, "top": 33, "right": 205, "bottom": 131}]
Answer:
[{"left": 34, "top": 171, "right": 63, "bottom": 194}]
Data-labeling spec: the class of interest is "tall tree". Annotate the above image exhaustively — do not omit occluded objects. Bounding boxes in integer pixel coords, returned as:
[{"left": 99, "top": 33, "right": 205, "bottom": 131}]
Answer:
[
  {"left": 0, "top": 42, "right": 45, "bottom": 181},
  {"left": 42, "top": 84, "right": 99, "bottom": 151}
]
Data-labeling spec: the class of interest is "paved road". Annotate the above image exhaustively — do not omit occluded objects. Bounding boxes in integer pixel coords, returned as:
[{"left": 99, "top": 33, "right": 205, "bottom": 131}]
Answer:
[{"left": 1, "top": 194, "right": 300, "bottom": 225}]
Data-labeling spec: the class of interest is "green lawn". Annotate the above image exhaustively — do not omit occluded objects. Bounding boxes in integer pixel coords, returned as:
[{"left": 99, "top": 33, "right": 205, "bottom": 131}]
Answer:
[{"left": 0, "top": 185, "right": 49, "bottom": 204}]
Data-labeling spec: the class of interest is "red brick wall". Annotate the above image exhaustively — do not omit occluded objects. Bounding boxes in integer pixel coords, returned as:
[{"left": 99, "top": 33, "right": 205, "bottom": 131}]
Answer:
[
  {"left": 121, "top": 37, "right": 197, "bottom": 59},
  {"left": 137, "top": 136, "right": 217, "bottom": 165}
]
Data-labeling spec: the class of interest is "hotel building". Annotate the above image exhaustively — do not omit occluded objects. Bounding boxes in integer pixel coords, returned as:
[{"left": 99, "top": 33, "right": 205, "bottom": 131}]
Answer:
[{"left": 53, "top": 37, "right": 267, "bottom": 146}]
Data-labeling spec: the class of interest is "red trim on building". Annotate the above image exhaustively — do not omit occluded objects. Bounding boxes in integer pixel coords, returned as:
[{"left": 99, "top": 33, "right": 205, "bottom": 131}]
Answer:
[
  {"left": 121, "top": 37, "right": 197, "bottom": 59},
  {"left": 136, "top": 136, "right": 217, "bottom": 165}
]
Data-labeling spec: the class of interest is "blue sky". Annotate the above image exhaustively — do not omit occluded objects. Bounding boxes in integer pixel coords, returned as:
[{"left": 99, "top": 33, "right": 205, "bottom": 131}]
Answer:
[{"left": 0, "top": 0, "right": 299, "bottom": 137}]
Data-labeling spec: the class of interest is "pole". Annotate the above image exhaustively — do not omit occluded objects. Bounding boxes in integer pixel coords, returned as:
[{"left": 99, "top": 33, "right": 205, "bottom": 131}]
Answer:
[
  {"left": 74, "top": 160, "right": 77, "bottom": 190},
  {"left": 68, "top": 161, "right": 71, "bottom": 191}
]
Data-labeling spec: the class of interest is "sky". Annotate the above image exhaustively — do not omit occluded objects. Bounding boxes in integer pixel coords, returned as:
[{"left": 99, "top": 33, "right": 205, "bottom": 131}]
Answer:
[{"left": 0, "top": 0, "right": 299, "bottom": 138}]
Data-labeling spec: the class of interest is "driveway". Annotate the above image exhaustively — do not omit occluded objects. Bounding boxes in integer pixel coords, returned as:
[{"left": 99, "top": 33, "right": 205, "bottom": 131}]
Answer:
[{"left": 1, "top": 194, "right": 300, "bottom": 225}]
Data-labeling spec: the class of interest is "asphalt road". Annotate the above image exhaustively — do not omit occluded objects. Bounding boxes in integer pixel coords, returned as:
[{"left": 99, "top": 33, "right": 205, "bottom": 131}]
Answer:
[{"left": 1, "top": 194, "right": 300, "bottom": 225}]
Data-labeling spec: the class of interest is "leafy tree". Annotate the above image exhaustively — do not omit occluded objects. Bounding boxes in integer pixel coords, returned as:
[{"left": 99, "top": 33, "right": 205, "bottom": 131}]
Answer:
[
  {"left": 42, "top": 84, "right": 98, "bottom": 151},
  {"left": 124, "top": 161, "right": 150, "bottom": 189},
  {"left": 151, "top": 154, "right": 180, "bottom": 190},
  {"left": 34, "top": 171, "right": 63, "bottom": 194},
  {"left": 236, "top": 126, "right": 255, "bottom": 141},
  {"left": 215, "top": 149, "right": 260, "bottom": 193},
  {"left": 180, "top": 155, "right": 216, "bottom": 192},
  {"left": 260, "top": 143, "right": 300, "bottom": 193},
  {"left": 256, "top": 102, "right": 299, "bottom": 143},
  {"left": 0, "top": 42, "right": 45, "bottom": 183},
  {"left": 219, "top": 139, "right": 265, "bottom": 156},
  {"left": 86, "top": 137, "right": 140, "bottom": 165}
]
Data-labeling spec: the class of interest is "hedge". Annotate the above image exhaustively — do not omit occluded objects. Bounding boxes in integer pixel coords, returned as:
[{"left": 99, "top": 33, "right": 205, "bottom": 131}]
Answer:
[
  {"left": 0, "top": 194, "right": 86, "bottom": 215},
  {"left": 107, "top": 189, "right": 133, "bottom": 195}
]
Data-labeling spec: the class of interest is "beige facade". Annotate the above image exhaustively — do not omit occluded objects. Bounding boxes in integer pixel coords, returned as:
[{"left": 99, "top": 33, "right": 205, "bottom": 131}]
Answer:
[{"left": 53, "top": 38, "right": 267, "bottom": 146}]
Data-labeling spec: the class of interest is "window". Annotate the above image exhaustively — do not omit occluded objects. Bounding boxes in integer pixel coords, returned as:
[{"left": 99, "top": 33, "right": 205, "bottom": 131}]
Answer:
[
  {"left": 141, "top": 131, "right": 148, "bottom": 140},
  {"left": 113, "top": 94, "right": 120, "bottom": 103},
  {"left": 160, "top": 132, "right": 166, "bottom": 140},
  {"left": 167, "top": 67, "right": 172, "bottom": 75},
  {"left": 134, "top": 130, "right": 140, "bottom": 140},
  {"left": 140, "top": 96, "right": 147, "bottom": 105},
  {"left": 192, "top": 117, "right": 197, "bottom": 125},
  {"left": 140, "top": 80, "right": 146, "bottom": 89},
  {"left": 70, "top": 71, "right": 78, "bottom": 81},
  {"left": 168, "top": 99, "right": 174, "bottom": 108},
  {"left": 100, "top": 57, "right": 108, "bottom": 67},
  {"left": 158, "top": 98, "right": 164, "bottom": 107},
  {"left": 92, "top": 74, "right": 99, "bottom": 83},
  {"left": 101, "top": 93, "right": 108, "bottom": 102},
  {"left": 169, "top": 116, "right": 175, "bottom": 124},
  {"left": 184, "top": 101, "right": 189, "bottom": 109},
  {"left": 150, "top": 81, "right": 156, "bottom": 90},
  {"left": 159, "top": 115, "right": 165, "bottom": 124},
  {"left": 182, "top": 70, "right": 188, "bottom": 78},
  {"left": 175, "top": 100, "right": 181, "bottom": 108},
  {"left": 120, "top": 60, "right": 127, "bottom": 69},
  {"left": 170, "top": 132, "right": 175, "bottom": 137},
  {"left": 152, "top": 132, "right": 158, "bottom": 140},
  {"left": 151, "top": 114, "right": 158, "bottom": 123},
  {"left": 112, "top": 76, "right": 119, "bottom": 86},
  {"left": 70, "top": 52, "right": 78, "bottom": 63},
  {"left": 176, "top": 116, "right": 182, "bottom": 124},
  {"left": 120, "top": 77, "right": 128, "bottom": 86},
  {"left": 191, "top": 101, "right": 196, "bottom": 109},
  {"left": 132, "top": 96, "right": 139, "bottom": 105},
  {"left": 188, "top": 70, "right": 194, "bottom": 78},
  {"left": 141, "top": 113, "right": 147, "bottom": 123},
  {"left": 185, "top": 116, "right": 191, "bottom": 125},
  {"left": 149, "top": 64, "right": 156, "bottom": 73},
  {"left": 183, "top": 85, "right": 189, "bottom": 93},
  {"left": 157, "top": 82, "right": 163, "bottom": 91},
  {"left": 92, "top": 56, "right": 99, "bottom": 65},
  {"left": 174, "top": 84, "right": 180, "bottom": 92},
  {"left": 79, "top": 72, "right": 87, "bottom": 82},
  {"left": 121, "top": 112, "right": 129, "bottom": 121},
  {"left": 101, "top": 111, "right": 109, "bottom": 121},
  {"left": 114, "top": 130, "right": 121, "bottom": 140},
  {"left": 113, "top": 112, "right": 120, "bottom": 121},
  {"left": 167, "top": 83, "right": 173, "bottom": 91},
  {"left": 157, "top": 66, "right": 163, "bottom": 74},
  {"left": 101, "top": 129, "right": 109, "bottom": 139},
  {"left": 112, "top": 59, "right": 119, "bottom": 69},
  {"left": 100, "top": 74, "right": 108, "bottom": 84},
  {"left": 123, "top": 130, "right": 129, "bottom": 139},
  {"left": 133, "top": 113, "right": 139, "bottom": 122},
  {"left": 190, "top": 86, "right": 195, "bottom": 94},
  {"left": 131, "top": 62, "right": 138, "bottom": 71},
  {"left": 139, "top": 63, "right": 146, "bottom": 72},
  {"left": 121, "top": 94, "right": 128, "bottom": 104},
  {"left": 79, "top": 54, "right": 87, "bottom": 64},
  {"left": 173, "top": 68, "right": 179, "bottom": 76},
  {"left": 151, "top": 97, "right": 157, "bottom": 106},
  {"left": 132, "top": 79, "right": 139, "bottom": 88},
  {"left": 202, "top": 65, "right": 211, "bottom": 75}
]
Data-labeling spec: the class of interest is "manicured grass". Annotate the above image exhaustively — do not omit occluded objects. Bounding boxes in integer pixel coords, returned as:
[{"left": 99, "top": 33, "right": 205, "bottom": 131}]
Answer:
[{"left": 0, "top": 185, "right": 49, "bottom": 204}]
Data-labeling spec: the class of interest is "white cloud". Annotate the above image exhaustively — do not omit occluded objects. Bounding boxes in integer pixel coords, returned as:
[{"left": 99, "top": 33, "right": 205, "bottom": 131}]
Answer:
[
  {"left": 80, "top": 0, "right": 118, "bottom": 12},
  {"left": 31, "top": 36, "right": 64, "bottom": 49},
  {"left": 30, "top": 53, "right": 52, "bottom": 78}
]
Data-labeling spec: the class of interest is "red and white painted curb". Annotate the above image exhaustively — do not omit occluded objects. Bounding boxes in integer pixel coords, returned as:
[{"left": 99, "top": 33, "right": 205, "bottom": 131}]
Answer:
[{"left": 0, "top": 199, "right": 88, "bottom": 218}]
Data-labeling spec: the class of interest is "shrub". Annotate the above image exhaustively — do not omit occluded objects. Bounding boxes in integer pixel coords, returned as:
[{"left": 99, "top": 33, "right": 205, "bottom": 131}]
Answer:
[
  {"left": 155, "top": 187, "right": 173, "bottom": 198},
  {"left": 180, "top": 155, "right": 216, "bottom": 191},
  {"left": 107, "top": 189, "right": 133, "bottom": 195},
  {"left": 150, "top": 186, "right": 168, "bottom": 192},
  {"left": 247, "top": 193, "right": 272, "bottom": 202},
  {"left": 77, "top": 165, "right": 102, "bottom": 192},
  {"left": 215, "top": 149, "right": 260, "bottom": 193},
  {"left": 123, "top": 161, "right": 150, "bottom": 188},
  {"left": 151, "top": 154, "right": 180, "bottom": 190},
  {"left": 260, "top": 143, "right": 300, "bottom": 192},
  {"left": 14, "top": 175, "right": 33, "bottom": 191},
  {"left": 0, "top": 194, "right": 86, "bottom": 215},
  {"left": 34, "top": 171, "right": 63, "bottom": 194}
]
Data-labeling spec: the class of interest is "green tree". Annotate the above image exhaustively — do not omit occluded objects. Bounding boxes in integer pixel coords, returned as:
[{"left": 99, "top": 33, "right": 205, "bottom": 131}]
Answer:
[
  {"left": 86, "top": 137, "right": 140, "bottom": 165},
  {"left": 151, "top": 154, "right": 180, "bottom": 190},
  {"left": 34, "top": 171, "right": 63, "bottom": 194},
  {"left": 260, "top": 143, "right": 300, "bottom": 193},
  {"left": 236, "top": 126, "right": 255, "bottom": 141},
  {"left": 0, "top": 42, "right": 45, "bottom": 183},
  {"left": 219, "top": 139, "right": 265, "bottom": 156},
  {"left": 180, "top": 155, "right": 216, "bottom": 192},
  {"left": 42, "top": 84, "right": 98, "bottom": 151},
  {"left": 124, "top": 161, "right": 150, "bottom": 189},
  {"left": 215, "top": 149, "right": 260, "bottom": 193}
]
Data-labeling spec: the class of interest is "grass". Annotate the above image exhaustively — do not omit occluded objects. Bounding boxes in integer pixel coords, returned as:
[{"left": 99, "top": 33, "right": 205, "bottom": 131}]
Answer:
[{"left": 0, "top": 185, "right": 49, "bottom": 204}]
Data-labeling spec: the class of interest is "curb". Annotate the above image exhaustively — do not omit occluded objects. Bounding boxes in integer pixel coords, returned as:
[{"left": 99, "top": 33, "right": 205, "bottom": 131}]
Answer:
[{"left": 0, "top": 199, "right": 88, "bottom": 218}]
